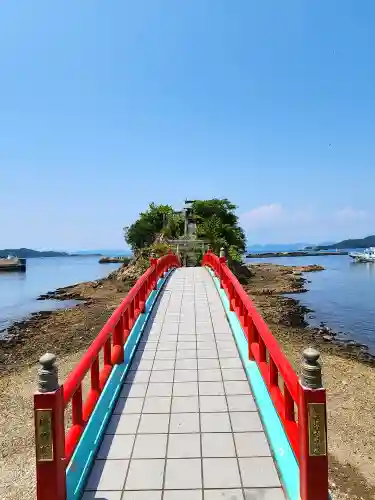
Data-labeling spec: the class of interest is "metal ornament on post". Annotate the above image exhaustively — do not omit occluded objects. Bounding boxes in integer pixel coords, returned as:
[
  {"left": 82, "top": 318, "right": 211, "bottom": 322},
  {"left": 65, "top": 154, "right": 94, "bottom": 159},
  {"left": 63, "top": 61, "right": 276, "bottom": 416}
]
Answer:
[
  {"left": 298, "top": 347, "right": 328, "bottom": 500},
  {"left": 34, "top": 353, "right": 66, "bottom": 500}
]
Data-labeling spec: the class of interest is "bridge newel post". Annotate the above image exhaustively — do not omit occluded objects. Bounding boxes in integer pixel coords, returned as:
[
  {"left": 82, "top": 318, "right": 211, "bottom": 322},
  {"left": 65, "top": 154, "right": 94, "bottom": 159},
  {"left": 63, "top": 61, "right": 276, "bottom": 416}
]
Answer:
[
  {"left": 150, "top": 252, "right": 158, "bottom": 290},
  {"left": 34, "top": 353, "right": 67, "bottom": 500},
  {"left": 298, "top": 347, "right": 328, "bottom": 500},
  {"left": 218, "top": 247, "right": 226, "bottom": 288}
]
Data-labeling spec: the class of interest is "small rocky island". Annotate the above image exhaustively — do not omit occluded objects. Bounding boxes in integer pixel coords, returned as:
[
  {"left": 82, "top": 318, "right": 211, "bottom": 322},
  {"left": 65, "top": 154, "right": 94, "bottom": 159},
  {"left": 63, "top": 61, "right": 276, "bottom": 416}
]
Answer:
[{"left": 99, "top": 256, "right": 132, "bottom": 264}]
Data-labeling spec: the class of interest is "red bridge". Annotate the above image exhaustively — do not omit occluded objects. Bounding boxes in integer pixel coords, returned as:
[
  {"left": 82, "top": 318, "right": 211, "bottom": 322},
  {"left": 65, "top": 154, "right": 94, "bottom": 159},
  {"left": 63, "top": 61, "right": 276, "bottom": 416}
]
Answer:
[{"left": 33, "top": 250, "right": 329, "bottom": 500}]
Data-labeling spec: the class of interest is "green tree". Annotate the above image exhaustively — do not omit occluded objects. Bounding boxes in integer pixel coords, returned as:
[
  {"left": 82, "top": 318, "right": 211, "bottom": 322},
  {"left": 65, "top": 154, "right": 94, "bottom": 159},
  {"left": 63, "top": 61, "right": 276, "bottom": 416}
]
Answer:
[
  {"left": 192, "top": 199, "right": 246, "bottom": 262},
  {"left": 124, "top": 203, "right": 184, "bottom": 252},
  {"left": 124, "top": 198, "right": 246, "bottom": 264}
]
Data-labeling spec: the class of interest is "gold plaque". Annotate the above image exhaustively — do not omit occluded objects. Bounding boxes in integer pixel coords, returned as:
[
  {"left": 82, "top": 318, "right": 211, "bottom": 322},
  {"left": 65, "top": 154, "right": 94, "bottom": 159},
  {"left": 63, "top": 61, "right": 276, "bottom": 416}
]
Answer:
[
  {"left": 35, "top": 409, "right": 54, "bottom": 462},
  {"left": 308, "top": 403, "right": 327, "bottom": 456}
]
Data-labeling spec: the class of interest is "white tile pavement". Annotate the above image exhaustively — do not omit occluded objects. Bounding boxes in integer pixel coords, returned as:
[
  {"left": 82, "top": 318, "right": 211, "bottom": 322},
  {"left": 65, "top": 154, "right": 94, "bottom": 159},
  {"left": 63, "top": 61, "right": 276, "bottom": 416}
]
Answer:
[{"left": 84, "top": 267, "right": 285, "bottom": 500}]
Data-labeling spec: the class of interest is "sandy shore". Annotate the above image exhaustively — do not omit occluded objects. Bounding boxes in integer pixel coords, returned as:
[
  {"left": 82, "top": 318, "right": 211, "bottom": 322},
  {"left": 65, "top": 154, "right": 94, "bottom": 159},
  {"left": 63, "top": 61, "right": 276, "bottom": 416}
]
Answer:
[{"left": 0, "top": 264, "right": 374, "bottom": 499}]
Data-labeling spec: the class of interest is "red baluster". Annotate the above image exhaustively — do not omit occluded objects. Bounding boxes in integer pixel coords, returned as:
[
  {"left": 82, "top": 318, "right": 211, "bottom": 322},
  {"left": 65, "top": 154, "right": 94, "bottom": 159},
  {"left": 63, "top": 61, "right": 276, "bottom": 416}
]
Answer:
[
  {"left": 269, "top": 358, "right": 278, "bottom": 387},
  {"left": 123, "top": 310, "right": 130, "bottom": 343},
  {"left": 72, "top": 385, "right": 83, "bottom": 428},
  {"left": 247, "top": 314, "right": 255, "bottom": 360},
  {"left": 259, "top": 337, "right": 267, "bottom": 362},
  {"left": 112, "top": 317, "right": 124, "bottom": 364},
  {"left": 284, "top": 385, "right": 294, "bottom": 421},
  {"left": 90, "top": 357, "right": 100, "bottom": 394}
]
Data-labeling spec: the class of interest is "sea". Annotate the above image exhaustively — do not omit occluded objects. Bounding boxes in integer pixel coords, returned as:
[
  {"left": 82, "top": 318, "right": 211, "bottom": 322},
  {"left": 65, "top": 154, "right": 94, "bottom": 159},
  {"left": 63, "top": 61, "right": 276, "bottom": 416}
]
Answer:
[
  {"left": 246, "top": 253, "right": 375, "bottom": 354},
  {"left": 0, "top": 255, "right": 123, "bottom": 333},
  {"left": 1, "top": 252, "right": 374, "bottom": 354}
]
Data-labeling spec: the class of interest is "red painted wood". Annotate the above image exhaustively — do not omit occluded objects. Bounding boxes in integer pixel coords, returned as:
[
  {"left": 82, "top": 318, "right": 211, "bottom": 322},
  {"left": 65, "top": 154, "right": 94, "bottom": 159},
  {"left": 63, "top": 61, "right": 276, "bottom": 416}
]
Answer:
[
  {"left": 202, "top": 250, "right": 328, "bottom": 497},
  {"left": 35, "top": 253, "right": 181, "bottom": 498},
  {"left": 299, "top": 385, "right": 328, "bottom": 500},
  {"left": 34, "top": 388, "right": 66, "bottom": 500}
]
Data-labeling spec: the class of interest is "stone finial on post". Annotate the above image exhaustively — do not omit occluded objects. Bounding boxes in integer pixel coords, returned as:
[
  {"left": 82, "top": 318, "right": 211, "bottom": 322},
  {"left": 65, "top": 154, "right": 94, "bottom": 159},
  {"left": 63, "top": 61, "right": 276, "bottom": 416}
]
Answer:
[
  {"left": 298, "top": 347, "right": 328, "bottom": 500},
  {"left": 34, "top": 354, "right": 66, "bottom": 500},
  {"left": 219, "top": 247, "right": 226, "bottom": 260},
  {"left": 301, "top": 347, "right": 322, "bottom": 389},
  {"left": 38, "top": 353, "right": 59, "bottom": 393}
]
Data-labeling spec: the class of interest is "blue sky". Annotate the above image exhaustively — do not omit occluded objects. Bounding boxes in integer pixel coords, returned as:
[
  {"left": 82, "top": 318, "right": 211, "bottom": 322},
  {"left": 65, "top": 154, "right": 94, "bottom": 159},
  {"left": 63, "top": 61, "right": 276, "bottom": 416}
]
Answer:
[{"left": 0, "top": 1, "right": 374, "bottom": 250}]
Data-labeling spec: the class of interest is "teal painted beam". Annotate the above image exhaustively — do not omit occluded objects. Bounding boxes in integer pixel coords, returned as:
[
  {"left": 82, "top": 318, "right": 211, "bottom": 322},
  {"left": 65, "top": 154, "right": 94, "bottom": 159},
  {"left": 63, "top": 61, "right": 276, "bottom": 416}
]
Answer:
[
  {"left": 207, "top": 268, "right": 300, "bottom": 500},
  {"left": 66, "top": 270, "right": 173, "bottom": 500}
]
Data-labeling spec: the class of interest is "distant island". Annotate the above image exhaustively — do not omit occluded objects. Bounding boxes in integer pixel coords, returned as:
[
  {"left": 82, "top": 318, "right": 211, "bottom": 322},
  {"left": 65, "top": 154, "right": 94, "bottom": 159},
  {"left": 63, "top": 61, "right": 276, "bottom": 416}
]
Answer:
[
  {"left": 314, "top": 235, "right": 375, "bottom": 250},
  {"left": 70, "top": 253, "right": 102, "bottom": 257},
  {"left": 247, "top": 242, "right": 335, "bottom": 253},
  {"left": 99, "top": 256, "right": 132, "bottom": 264},
  {"left": 246, "top": 250, "right": 348, "bottom": 258},
  {"left": 0, "top": 248, "right": 70, "bottom": 258}
]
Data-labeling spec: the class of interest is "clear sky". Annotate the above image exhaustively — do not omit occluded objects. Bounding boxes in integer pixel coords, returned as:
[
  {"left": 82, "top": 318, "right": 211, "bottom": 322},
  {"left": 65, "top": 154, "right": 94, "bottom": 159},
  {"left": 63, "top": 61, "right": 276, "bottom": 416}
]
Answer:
[{"left": 1, "top": 1, "right": 374, "bottom": 250}]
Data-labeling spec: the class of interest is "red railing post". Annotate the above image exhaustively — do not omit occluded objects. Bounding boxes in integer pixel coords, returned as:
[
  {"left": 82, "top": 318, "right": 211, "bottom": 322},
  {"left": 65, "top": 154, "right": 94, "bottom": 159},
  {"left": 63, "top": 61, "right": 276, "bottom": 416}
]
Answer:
[
  {"left": 219, "top": 247, "right": 226, "bottom": 288},
  {"left": 34, "top": 353, "right": 66, "bottom": 500},
  {"left": 150, "top": 254, "right": 158, "bottom": 290},
  {"left": 112, "top": 316, "right": 124, "bottom": 364},
  {"left": 299, "top": 348, "right": 328, "bottom": 500},
  {"left": 139, "top": 282, "right": 146, "bottom": 313},
  {"left": 123, "top": 309, "right": 130, "bottom": 343},
  {"left": 247, "top": 314, "right": 255, "bottom": 360}
]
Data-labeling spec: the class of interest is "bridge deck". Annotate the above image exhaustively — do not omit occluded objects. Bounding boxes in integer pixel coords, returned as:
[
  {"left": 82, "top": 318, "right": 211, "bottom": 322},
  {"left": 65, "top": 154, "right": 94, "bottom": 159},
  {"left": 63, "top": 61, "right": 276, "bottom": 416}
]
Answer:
[{"left": 82, "top": 267, "right": 285, "bottom": 500}]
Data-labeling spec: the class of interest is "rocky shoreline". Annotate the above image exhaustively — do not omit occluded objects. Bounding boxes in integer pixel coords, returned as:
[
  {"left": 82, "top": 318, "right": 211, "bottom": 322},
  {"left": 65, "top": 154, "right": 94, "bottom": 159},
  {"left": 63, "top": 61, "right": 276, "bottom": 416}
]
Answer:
[
  {"left": 0, "top": 278, "right": 131, "bottom": 376},
  {"left": 1, "top": 261, "right": 374, "bottom": 372},
  {"left": 244, "top": 263, "right": 375, "bottom": 366}
]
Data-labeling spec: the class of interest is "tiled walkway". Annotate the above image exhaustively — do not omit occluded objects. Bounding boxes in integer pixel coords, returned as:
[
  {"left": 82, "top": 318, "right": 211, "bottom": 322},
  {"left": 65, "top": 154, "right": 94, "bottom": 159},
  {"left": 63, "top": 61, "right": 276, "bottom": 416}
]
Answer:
[{"left": 83, "top": 268, "right": 286, "bottom": 500}]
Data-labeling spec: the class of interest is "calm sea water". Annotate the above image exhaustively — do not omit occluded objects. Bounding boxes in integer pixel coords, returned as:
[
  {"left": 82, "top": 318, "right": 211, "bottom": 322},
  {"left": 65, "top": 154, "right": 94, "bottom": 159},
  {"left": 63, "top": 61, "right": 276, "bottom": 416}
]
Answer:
[
  {"left": 2, "top": 254, "right": 374, "bottom": 353},
  {"left": 246, "top": 255, "right": 375, "bottom": 354},
  {"left": 0, "top": 256, "right": 121, "bottom": 332}
]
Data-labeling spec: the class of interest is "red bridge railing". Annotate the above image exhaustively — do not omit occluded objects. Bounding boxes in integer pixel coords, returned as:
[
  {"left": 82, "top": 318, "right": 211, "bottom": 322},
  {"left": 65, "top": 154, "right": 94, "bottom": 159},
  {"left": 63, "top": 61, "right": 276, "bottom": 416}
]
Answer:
[
  {"left": 34, "top": 252, "right": 180, "bottom": 500},
  {"left": 202, "top": 250, "right": 328, "bottom": 500}
]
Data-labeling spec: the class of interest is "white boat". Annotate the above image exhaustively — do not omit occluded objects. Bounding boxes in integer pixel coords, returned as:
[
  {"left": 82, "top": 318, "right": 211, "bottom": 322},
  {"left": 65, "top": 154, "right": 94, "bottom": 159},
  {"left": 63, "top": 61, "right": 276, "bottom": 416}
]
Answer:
[{"left": 349, "top": 247, "right": 375, "bottom": 262}]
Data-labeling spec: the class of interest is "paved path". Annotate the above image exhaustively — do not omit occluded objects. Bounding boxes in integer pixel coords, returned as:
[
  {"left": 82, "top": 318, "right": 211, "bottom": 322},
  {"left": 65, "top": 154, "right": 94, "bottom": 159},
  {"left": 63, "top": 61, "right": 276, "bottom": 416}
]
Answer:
[{"left": 83, "top": 267, "right": 286, "bottom": 500}]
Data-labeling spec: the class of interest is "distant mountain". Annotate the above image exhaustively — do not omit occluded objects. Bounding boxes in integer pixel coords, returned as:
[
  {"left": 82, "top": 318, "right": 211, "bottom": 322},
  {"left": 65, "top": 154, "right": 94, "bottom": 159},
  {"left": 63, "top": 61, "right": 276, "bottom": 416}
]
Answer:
[
  {"left": 0, "top": 248, "right": 69, "bottom": 258},
  {"left": 247, "top": 243, "right": 310, "bottom": 252},
  {"left": 316, "top": 241, "right": 335, "bottom": 247},
  {"left": 316, "top": 235, "right": 375, "bottom": 250},
  {"left": 73, "top": 249, "right": 132, "bottom": 257},
  {"left": 247, "top": 241, "right": 337, "bottom": 252},
  {"left": 70, "top": 253, "right": 103, "bottom": 257}
]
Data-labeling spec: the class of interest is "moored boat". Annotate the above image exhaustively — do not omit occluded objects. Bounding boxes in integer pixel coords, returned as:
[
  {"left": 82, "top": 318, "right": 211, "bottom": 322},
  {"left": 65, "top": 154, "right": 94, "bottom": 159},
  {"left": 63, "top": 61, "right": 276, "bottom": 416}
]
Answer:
[
  {"left": 0, "top": 255, "right": 27, "bottom": 272},
  {"left": 349, "top": 247, "right": 375, "bottom": 263}
]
